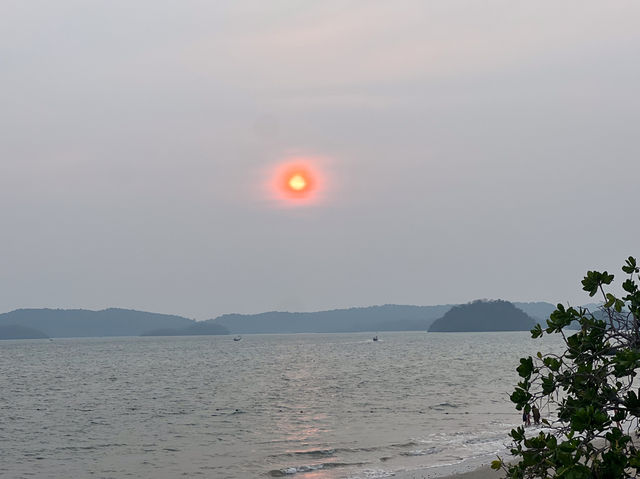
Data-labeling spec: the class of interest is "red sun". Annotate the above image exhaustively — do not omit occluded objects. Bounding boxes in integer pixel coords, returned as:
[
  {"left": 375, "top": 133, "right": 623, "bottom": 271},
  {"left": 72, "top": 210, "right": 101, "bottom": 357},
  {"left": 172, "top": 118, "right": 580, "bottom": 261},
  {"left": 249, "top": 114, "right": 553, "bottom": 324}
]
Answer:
[
  {"left": 266, "top": 159, "right": 327, "bottom": 206},
  {"left": 281, "top": 168, "right": 314, "bottom": 196},
  {"left": 274, "top": 163, "right": 319, "bottom": 202}
]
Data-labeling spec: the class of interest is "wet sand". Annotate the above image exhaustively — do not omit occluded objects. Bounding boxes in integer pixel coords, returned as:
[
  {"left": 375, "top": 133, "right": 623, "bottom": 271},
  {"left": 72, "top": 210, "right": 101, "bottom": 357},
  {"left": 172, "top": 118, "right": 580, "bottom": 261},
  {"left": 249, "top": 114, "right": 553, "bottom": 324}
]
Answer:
[{"left": 392, "top": 461, "right": 503, "bottom": 479}]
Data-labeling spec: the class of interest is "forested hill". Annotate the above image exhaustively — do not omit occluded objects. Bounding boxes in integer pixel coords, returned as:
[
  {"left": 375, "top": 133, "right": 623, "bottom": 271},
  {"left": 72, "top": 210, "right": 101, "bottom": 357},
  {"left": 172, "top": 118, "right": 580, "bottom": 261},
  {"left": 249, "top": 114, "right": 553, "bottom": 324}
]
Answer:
[
  {"left": 0, "top": 301, "right": 563, "bottom": 339},
  {"left": 211, "top": 304, "right": 452, "bottom": 334},
  {"left": 428, "top": 300, "right": 537, "bottom": 332},
  {"left": 0, "top": 308, "right": 197, "bottom": 338},
  {"left": 0, "top": 324, "right": 49, "bottom": 340}
]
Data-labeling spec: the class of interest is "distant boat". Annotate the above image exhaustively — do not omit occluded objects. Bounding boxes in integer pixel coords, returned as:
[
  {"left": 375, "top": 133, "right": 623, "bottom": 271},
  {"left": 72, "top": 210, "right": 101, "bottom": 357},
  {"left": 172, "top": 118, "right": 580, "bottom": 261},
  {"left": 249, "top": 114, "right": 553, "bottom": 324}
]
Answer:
[
  {"left": 372, "top": 335, "right": 378, "bottom": 342},
  {"left": 233, "top": 336, "right": 242, "bottom": 341}
]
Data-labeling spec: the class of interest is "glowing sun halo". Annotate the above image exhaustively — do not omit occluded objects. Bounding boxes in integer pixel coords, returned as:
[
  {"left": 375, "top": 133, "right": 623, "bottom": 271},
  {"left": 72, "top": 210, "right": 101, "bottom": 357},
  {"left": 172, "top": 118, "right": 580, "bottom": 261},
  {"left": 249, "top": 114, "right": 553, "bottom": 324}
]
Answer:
[{"left": 269, "top": 160, "right": 323, "bottom": 205}]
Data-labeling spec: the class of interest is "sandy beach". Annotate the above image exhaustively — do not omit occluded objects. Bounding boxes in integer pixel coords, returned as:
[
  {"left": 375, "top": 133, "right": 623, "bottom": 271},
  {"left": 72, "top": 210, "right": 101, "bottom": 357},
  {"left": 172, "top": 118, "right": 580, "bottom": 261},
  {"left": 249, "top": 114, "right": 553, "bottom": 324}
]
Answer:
[{"left": 392, "top": 462, "right": 502, "bottom": 479}]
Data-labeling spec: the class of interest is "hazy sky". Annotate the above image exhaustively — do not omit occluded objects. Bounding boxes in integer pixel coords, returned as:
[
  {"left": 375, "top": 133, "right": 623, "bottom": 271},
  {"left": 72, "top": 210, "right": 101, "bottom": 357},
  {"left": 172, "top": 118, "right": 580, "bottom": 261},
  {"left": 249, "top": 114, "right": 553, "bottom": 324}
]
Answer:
[{"left": 1, "top": 1, "right": 639, "bottom": 319}]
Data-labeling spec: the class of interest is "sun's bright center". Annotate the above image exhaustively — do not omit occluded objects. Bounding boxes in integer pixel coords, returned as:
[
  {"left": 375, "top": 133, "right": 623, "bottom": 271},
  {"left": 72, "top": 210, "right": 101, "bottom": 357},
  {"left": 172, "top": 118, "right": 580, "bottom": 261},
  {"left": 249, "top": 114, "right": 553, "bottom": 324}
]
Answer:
[
  {"left": 269, "top": 160, "right": 322, "bottom": 205},
  {"left": 288, "top": 174, "right": 307, "bottom": 191}
]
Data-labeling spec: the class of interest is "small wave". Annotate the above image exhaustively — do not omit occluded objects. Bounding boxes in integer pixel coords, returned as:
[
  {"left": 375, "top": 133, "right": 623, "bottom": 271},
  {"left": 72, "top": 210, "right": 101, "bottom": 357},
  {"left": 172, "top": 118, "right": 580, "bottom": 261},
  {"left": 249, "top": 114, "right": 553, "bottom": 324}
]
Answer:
[
  {"left": 400, "top": 446, "right": 442, "bottom": 456},
  {"left": 390, "top": 441, "right": 419, "bottom": 448},
  {"left": 269, "top": 445, "right": 383, "bottom": 457},
  {"left": 270, "top": 449, "right": 336, "bottom": 459},
  {"left": 59, "top": 445, "right": 97, "bottom": 451},
  {"left": 268, "top": 462, "right": 364, "bottom": 476},
  {"left": 429, "top": 402, "right": 460, "bottom": 409},
  {"left": 463, "top": 434, "right": 506, "bottom": 446},
  {"left": 347, "top": 469, "right": 395, "bottom": 479},
  {"left": 58, "top": 443, "right": 126, "bottom": 451},
  {"left": 293, "top": 448, "right": 336, "bottom": 457}
]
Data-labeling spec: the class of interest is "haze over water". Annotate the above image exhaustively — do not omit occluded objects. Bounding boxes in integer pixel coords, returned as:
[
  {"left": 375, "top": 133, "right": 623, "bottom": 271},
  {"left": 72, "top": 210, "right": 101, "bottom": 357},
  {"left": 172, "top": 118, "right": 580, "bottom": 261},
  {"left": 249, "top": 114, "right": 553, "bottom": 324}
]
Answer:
[{"left": 2, "top": 332, "right": 563, "bottom": 479}]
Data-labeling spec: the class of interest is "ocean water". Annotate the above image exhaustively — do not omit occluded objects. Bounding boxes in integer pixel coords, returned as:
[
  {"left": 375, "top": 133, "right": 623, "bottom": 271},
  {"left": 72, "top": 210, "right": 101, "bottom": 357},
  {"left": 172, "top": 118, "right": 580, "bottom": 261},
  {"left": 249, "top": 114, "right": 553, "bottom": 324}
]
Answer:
[{"left": 0, "top": 331, "right": 563, "bottom": 479}]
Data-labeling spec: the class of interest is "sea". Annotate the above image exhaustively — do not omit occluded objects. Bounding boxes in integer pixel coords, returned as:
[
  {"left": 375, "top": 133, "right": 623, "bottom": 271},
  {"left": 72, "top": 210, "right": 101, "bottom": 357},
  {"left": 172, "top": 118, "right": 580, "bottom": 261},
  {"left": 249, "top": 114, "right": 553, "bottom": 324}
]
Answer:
[{"left": 0, "top": 331, "right": 564, "bottom": 479}]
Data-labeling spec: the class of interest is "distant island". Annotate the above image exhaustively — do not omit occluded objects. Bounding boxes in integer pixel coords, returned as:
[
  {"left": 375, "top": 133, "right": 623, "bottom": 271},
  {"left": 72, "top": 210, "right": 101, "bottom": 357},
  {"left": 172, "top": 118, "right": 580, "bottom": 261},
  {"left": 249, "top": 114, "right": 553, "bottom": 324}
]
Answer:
[
  {"left": 428, "top": 299, "right": 537, "bottom": 332},
  {"left": 0, "top": 324, "right": 49, "bottom": 340},
  {"left": 210, "top": 304, "right": 453, "bottom": 334},
  {"left": 0, "top": 308, "right": 199, "bottom": 339},
  {"left": 0, "top": 301, "right": 569, "bottom": 339}
]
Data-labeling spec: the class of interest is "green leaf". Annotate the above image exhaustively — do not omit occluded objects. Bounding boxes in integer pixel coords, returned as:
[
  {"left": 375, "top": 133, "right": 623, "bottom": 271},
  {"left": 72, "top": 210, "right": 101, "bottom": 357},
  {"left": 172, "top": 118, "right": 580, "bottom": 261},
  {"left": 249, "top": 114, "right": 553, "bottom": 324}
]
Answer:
[
  {"left": 510, "top": 387, "right": 531, "bottom": 407},
  {"left": 511, "top": 426, "right": 525, "bottom": 442},
  {"left": 614, "top": 298, "right": 625, "bottom": 313},
  {"left": 623, "top": 279, "right": 637, "bottom": 294},
  {"left": 629, "top": 450, "right": 640, "bottom": 468},
  {"left": 543, "top": 356, "right": 561, "bottom": 371},
  {"left": 490, "top": 460, "right": 502, "bottom": 470},
  {"left": 547, "top": 306, "right": 578, "bottom": 332},
  {"left": 516, "top": 356, "right": 534, "bottom": 379},
  {"left": 622, "top": 256, "right": 638, "bottom": 274},
  {"left": 581, "top": 270, "right": 615, "bottom": 296},
  {"left": 613, "top": 350, "right": 640, "bottom": 377},
  {"left": 531, "top": 323, "right": 543, "bottom": 339},
  {"left": 542, "top": 374, "right": 556, "bottom": 394}
]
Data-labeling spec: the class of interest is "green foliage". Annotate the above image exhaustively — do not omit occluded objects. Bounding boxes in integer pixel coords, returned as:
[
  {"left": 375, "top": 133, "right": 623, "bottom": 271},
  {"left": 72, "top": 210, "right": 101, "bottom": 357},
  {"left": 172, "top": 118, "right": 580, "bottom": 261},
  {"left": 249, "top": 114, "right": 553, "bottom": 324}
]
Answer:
[{"left": 494, "top": 257, "right": 640, "bottom": 478}]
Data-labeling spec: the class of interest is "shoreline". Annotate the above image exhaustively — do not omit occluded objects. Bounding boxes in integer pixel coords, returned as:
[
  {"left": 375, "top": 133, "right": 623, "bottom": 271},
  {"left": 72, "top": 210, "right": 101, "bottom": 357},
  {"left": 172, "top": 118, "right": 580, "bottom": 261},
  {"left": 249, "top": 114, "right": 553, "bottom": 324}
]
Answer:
[
  {"left": 391, "top": 461, "right": 502, "bottom": 479},
  {"left": 388, "top": 451, "right": 506, "bottom": 479}
]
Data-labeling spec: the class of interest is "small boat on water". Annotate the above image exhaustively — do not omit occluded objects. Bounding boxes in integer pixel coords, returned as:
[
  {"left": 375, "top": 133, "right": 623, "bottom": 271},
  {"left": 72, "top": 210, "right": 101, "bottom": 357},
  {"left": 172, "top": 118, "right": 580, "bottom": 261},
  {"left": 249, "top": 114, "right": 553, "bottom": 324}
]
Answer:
[
  {"left": 233, "top": 336, "right": 242, "bottom": 341},
  {"left": 372, "top": 335, "right": 378, "bottom": 342}
]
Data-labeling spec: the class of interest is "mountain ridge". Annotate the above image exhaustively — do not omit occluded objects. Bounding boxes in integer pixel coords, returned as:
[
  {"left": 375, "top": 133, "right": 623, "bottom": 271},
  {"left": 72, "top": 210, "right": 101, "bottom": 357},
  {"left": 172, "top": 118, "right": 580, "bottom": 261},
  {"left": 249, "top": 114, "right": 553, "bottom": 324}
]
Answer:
[
  {"left": 211, "top": 304, "right": 453, "bottom": 334},
  {"left": 0, "top": 300, "right": 575, "bottom": 338},
  {"left": 0, "top": 308, "right": 195, "bottom": 338}
]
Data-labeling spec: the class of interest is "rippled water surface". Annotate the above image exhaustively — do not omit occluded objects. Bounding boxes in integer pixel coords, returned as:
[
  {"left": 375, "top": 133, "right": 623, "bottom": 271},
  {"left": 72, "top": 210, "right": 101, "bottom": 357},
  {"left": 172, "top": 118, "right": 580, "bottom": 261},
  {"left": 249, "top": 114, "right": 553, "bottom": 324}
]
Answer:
[{"left": 1, "top": 332, "right": 563, "bottom": 478}]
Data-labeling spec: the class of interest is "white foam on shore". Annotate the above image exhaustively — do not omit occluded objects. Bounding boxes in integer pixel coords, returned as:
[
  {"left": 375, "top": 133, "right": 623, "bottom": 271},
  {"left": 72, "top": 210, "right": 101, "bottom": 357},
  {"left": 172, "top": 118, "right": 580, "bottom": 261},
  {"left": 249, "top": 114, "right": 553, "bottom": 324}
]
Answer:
[
  {"left": 387, "top": 455, "right": 498, "bottom": 479},
  {"left": 346, "top": 451, "right": 499, "bottom": 479}
]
